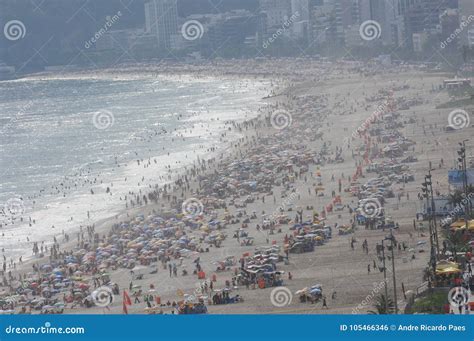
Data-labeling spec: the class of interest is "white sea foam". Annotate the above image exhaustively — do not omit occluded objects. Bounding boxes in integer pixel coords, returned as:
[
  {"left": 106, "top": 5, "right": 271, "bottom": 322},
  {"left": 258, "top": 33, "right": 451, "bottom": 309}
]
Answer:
[{"left": 0, "top": 74, "right": 270, "bottom": 259}]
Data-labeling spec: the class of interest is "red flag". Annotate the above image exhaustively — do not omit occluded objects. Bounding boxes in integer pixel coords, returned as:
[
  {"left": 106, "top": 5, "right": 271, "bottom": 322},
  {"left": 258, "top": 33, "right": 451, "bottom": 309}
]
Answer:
[
  {"left": 123, "top": 290, "right": 132, "bottom": 305},
  {"left": 122, "top": 290, "right": 132, "bottom": 314},
  {"left": 122, "top": 302, "right": 128, "bottom": 315}
]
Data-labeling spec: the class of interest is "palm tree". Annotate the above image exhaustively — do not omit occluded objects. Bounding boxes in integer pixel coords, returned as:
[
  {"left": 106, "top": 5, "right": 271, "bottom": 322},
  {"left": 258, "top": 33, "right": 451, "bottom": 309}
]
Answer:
[
  {"left": 368, "top": 294, "right": 395, "bottom": 314},
  {"left": 447, "top": 190, "right": 464, "bottom": 208},
  {"left": 467, "top": 184, "right": 474, "bottom": 195},
  {"left": 445, "top": 231, "right": 469, "bottom": 254}
]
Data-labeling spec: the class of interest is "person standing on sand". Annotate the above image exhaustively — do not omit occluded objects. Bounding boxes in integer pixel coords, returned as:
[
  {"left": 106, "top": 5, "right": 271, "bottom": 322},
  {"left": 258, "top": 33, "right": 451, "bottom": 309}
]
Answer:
[
  {"left": 322, "top": 296, "right": 328, "bottom": 309},
  {"left": 173, "top": 264, "right": 177, "bottom": 277}
]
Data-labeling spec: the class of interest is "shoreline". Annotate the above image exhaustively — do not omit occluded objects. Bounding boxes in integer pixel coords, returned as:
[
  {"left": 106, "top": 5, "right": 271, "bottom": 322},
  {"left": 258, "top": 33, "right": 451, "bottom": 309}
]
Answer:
[
  {"left": 1, "top": 59, "right": 470, "bottom": 315},
  {"left": 1, "top": 67, "right": 287, "bottom": 272},
  {"left": 0, "top": 71, "right": 278, "bottom": 261}
]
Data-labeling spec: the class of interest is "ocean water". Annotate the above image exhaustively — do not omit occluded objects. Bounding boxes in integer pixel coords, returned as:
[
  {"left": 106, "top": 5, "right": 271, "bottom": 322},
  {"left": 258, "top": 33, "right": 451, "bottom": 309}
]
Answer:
[{"left": 0, "top": 74, "right": 269, "bottom": 259}]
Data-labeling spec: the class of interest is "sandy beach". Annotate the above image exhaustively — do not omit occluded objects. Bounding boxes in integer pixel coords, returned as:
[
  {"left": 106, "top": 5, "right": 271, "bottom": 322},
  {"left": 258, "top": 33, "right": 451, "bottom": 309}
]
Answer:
[{"left": 1, "top": 59, "right": 472, "bottom": 315}]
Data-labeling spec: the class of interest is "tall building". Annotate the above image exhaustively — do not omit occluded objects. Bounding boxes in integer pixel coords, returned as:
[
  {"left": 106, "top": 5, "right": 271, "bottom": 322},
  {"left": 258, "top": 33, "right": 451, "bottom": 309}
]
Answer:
[
  {"left": 357, "top": 0, "right": 419, "bottom": 47},
  {"left": 368, "top": 0, "right": 399, "bottom": 46},
  {"left": 421, "top": 0, "right": 454, "bottom": 33},
  {"left": 259, "top": 0, "right": 291, "bottom": 29},
  {"left": 459, "top": 0, "right": 474, "bottom": 47},
  {"left": 333, "top": 0, "right": 361, "bottom": 45},
  {"left": 145, "top": 0, "right": 178, "bottom": 50},
  {"left": 399, "top": 0, "right": 457, "bottom": 50},
  {"left": 339, "top": 0, "right": 361, "bottom": 28},
  {"left": 440, "top": 8, "right": 460, "bottom": 46},
  {"left": 291, "top": 0, "right": 311, "bottom": 41},
  {"left": 385, "top": 0, "right": 409, "bottom": 47},
  {"left": 309, "top": 1, "right": 337, "bottom": 47},
  {"left": 207, "top": 10, "right": 259, "bottom": 50},
  {"left": 292, "top": 0, "right": 310, "bottom": 22}
]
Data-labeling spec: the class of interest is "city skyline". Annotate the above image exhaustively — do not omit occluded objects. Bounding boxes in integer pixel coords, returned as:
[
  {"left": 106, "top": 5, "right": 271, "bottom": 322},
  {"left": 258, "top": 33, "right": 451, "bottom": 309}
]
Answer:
[{"left": 1, "top": 0, "right": 474, "bottom": 72}]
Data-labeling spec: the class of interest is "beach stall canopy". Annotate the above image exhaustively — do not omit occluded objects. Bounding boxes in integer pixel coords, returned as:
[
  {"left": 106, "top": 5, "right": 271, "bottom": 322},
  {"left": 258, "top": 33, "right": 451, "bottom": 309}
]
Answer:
[
  {"left": 449, "top": 219, "right": 474, "bottom": 232},
  {"left": 435, "top": 260, "right": 461, "bottom": 275}
]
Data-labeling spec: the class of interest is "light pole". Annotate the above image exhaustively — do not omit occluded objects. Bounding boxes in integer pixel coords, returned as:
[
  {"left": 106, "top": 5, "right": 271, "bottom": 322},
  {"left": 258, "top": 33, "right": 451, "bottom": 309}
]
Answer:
[
  {"left": 457, "top": 141, "right": 470, "bottom": 225},
  {"left": 381, "top": 239, "right": 389, "bottom": 313},
  {"left": 427, "top": 172, "right": 439, "bottom": 257},
  {"left": 421, "top": 170, "right": 439, "bottom": 260},
  {"left": 421, "top": 178, "right": 435, "bottom": 272},
  {"left": 385, "top": 230, "right": 398, "bottom": 314}
]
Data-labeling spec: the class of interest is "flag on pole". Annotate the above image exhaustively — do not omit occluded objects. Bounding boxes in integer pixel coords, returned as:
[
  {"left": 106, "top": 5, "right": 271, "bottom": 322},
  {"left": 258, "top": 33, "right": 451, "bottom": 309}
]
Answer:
[{"left": 123, "top": 290, "right": 132, "bottom": 314}]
